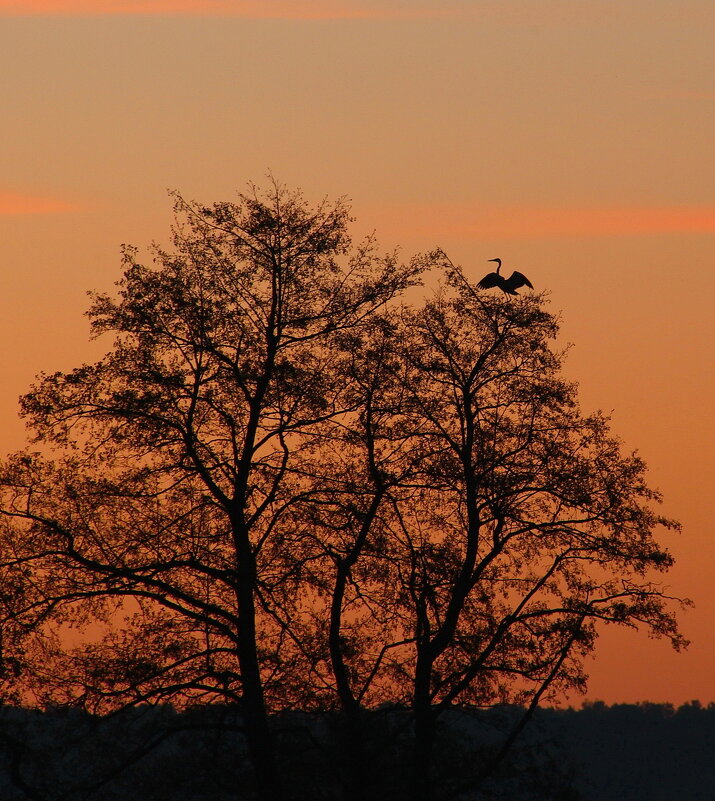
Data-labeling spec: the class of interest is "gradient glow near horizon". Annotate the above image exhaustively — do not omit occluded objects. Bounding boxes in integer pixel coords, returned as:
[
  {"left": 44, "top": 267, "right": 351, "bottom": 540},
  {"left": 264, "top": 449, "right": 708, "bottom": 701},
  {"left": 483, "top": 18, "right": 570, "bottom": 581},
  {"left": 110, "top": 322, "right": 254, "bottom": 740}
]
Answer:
[{"left": 0, "top": 0, "right": 713, "bottom": 707}]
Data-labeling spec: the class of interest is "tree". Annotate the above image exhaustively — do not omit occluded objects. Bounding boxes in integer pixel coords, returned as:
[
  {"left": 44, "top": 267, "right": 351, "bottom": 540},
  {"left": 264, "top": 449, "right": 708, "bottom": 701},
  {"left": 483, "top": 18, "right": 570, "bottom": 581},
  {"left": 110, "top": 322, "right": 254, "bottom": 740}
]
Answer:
[
  {"left": 258, "top": 255, "right": 686, "bottom": 801},
  {"left": 0, "top": 181, "right": 422, "bottom": 801},
  {"left": 388, "top": 260, "right": 684, "bottom": 800},
  {"left": 0, "top": 184, "right": 685, "bottom": 801}
]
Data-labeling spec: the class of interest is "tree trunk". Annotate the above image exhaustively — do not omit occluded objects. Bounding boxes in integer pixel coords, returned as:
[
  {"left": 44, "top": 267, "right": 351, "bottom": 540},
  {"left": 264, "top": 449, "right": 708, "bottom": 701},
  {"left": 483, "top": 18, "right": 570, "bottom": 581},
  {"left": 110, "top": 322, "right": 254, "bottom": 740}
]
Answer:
[
  {"left": 330, "top": 569, "right": 368, "bottom": 801},
  {"left": 329, "top": 493, "right": 384, "bottom": 801},
  {"left": 240, "top": 683, "right": 281, "bottom": 801},
  {"left": 234, "top": 517, "right": 282, "bottom": 801}
]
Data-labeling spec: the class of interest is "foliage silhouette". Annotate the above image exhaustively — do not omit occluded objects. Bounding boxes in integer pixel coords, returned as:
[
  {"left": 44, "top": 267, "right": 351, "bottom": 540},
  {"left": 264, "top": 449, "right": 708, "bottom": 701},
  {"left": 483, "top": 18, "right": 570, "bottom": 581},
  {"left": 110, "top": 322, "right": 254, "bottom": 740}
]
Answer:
[{"left": 0, "top": 181, "right": 686, "bottom": 801}]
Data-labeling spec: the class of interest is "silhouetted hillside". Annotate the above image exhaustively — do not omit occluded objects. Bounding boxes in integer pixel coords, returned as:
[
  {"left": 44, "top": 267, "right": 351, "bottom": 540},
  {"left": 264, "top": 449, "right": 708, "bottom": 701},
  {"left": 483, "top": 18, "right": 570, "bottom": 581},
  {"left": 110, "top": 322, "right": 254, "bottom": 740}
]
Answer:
[{"left": 0, "top": 701, "right": 712, "bottom": 800}]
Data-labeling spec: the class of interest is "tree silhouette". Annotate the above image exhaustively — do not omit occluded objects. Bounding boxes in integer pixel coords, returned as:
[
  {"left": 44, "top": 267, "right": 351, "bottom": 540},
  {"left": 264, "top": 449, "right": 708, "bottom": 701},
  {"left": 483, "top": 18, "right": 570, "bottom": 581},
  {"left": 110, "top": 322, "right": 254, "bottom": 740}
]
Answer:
[
  {"left": 0, "top": 181, "right": 421, "bottom": 801},
  {"left": 0, "top": 183, "right": 685, "bottom": 801},
  {"left": 388, "top": 261, "right": 684, "bottom": 800},
  {"left": 276, "top": 254, "right": 685, "bottom": 800}
]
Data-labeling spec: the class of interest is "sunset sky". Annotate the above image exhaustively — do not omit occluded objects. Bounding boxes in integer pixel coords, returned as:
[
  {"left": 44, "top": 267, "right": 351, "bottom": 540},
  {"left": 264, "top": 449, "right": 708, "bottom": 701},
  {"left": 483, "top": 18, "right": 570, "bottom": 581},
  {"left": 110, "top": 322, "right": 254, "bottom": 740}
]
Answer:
[{"left": 0, "top": 0, "right": 713, "bottom": 706}]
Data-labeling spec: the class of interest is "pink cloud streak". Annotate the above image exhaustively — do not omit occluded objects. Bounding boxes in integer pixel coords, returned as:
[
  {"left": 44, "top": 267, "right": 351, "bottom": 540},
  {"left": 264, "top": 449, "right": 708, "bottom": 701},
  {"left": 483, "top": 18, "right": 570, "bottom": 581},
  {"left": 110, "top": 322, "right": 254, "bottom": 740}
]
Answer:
[
  {"left": 0, "top": 193, "right": 76, "bottom": 215},
  {"left": 0, "top": 0, "right": 454, "bottom": 19},
  {"left": 372, "top": 204, "right": 715, "bottom": 240}
]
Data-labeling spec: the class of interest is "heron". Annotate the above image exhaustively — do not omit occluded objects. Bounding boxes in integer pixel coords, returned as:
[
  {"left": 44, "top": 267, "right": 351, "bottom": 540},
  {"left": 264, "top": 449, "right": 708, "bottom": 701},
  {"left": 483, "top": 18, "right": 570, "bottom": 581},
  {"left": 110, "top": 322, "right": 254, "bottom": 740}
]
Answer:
[{"left": 477, "top": 259, "right": 533, "bottom": 295}]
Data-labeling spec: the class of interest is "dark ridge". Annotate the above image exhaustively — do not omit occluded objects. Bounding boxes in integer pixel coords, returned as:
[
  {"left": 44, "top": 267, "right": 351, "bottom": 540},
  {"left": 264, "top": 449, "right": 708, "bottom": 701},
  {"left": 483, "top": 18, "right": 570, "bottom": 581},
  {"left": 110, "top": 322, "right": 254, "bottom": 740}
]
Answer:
[{"left": 0, "top": 702, "right": 712, "bottom": 800}]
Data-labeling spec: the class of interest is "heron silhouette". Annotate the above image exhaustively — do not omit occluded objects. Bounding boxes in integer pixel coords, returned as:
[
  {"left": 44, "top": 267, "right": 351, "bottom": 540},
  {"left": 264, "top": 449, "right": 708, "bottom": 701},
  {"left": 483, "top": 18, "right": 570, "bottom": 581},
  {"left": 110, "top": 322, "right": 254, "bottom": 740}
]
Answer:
[{"left": 477, "top": 259, "right": 533, "bottom": 295}]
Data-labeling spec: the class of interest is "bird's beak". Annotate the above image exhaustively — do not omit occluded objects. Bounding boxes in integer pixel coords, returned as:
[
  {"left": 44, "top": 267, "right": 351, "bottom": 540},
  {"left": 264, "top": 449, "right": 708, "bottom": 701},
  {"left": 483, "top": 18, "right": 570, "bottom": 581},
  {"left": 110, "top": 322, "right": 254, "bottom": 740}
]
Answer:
[{"left": 488, "top": 259, "right": 499, "bottom": 263}]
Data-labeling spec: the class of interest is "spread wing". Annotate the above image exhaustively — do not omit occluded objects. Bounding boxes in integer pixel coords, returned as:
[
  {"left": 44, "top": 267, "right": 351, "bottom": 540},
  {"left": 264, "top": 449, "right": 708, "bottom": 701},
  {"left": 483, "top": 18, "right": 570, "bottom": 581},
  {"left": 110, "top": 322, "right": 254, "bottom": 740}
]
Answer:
[
  {"left": 505, "top": 271, "right": 533, "bottom": 291},
  {"left": 477, "top": 271, "right": 503, "bottom": 290}
]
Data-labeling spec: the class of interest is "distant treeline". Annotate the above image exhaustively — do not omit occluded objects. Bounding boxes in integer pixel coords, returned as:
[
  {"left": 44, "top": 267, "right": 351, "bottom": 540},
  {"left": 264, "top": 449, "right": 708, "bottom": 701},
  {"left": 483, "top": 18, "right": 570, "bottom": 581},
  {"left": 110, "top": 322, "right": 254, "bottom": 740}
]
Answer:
[{"left": 0, "top": 701, "right": 712, "bottom": 801}]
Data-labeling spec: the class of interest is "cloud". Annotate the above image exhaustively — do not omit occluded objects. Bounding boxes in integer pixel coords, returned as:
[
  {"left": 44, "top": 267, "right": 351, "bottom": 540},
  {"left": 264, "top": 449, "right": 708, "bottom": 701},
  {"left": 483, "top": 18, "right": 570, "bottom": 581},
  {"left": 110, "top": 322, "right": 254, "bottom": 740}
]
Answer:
[
  {"left": 0, "top": 0, "right": 456, "bottom": 19},
  {"left": 0, "top": 0, "right": 634, "bottom": 21},
  {"left": 0, "top": 192, "right": 76, "bottom": 215},
  {"left": 370, "top": 204, "right": 715, "bottom": 240}
]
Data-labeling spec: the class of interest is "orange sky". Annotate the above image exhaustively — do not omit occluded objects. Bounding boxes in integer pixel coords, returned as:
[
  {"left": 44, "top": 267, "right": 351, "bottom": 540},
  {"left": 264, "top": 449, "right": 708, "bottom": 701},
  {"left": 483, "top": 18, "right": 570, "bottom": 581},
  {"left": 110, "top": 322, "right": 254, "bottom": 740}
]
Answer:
[{"left": 0, "top": 1, "right": 713, "bottom": 707}]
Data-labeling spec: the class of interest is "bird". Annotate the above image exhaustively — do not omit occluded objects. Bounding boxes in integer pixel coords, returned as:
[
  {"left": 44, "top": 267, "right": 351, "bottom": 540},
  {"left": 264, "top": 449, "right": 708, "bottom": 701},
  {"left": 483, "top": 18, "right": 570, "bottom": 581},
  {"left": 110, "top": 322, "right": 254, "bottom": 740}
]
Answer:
[{"left": 477, "top": 259, "right": 533, "bottom": 295}]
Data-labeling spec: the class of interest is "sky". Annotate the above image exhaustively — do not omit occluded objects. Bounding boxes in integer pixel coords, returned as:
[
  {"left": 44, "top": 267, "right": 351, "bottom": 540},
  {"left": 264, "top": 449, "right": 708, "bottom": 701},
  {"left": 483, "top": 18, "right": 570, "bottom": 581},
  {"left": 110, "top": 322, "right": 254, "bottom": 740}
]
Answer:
[{"left": 0, "top": 0, "right": 713, "bottom": 707}]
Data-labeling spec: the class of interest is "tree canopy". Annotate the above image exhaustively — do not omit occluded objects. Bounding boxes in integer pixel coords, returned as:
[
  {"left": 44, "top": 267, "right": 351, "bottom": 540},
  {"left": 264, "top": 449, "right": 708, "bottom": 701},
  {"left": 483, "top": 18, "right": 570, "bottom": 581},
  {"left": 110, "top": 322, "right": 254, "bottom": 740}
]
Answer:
[{"left": 0, "top": 182, "right": 685, "bottom": 801}]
